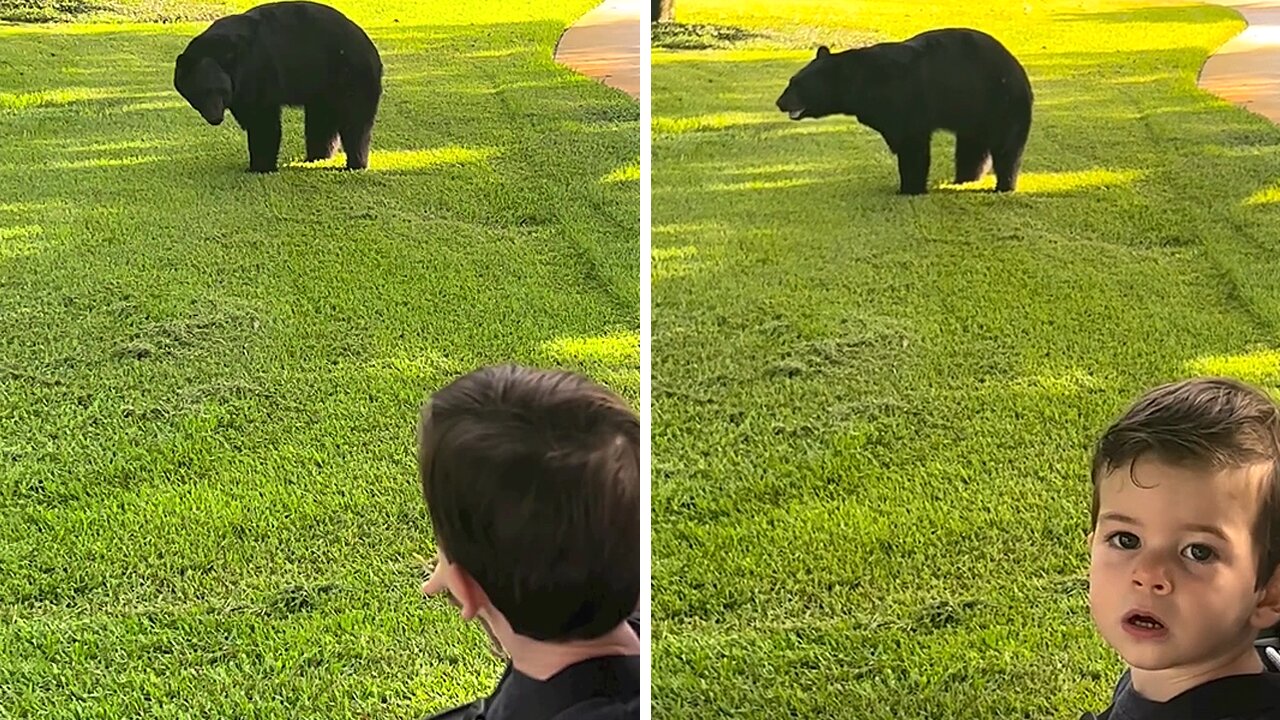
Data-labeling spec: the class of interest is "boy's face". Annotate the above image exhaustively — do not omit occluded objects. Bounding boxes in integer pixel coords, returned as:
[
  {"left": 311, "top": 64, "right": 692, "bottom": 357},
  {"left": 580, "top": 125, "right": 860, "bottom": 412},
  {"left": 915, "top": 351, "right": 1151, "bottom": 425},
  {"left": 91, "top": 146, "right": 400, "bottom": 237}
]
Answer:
[{"left": 1088, "top": 455, "right": 1274, "bottom": 672}]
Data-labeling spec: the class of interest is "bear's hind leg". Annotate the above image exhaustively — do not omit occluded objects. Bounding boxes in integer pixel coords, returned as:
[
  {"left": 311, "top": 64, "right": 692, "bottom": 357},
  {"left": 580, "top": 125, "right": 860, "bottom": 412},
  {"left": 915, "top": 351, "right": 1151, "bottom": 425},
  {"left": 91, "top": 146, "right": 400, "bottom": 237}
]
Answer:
[
  {"left": 991, "top": 144, "right": 1025, "bottom": 193},
  {"left": 991, "top": 119, "right": 1031, "bottom": 193},
  {"left": 335, "top": 83, "right": 380, "bottom": 171},
  {"left": 338, "top": 117, "right": 374, "bottom": 171},
  {"left": 953, "top": 134, "right": 991, "bottom": 184},
  {"left": 895, "top": 135, "right": 931, "bottom": 195},
  {"left": 245, "top": 106, "right": 283, "bottom": 173},
  {"left": 304, "top": 103, "right": 340, "bottom": 162}
]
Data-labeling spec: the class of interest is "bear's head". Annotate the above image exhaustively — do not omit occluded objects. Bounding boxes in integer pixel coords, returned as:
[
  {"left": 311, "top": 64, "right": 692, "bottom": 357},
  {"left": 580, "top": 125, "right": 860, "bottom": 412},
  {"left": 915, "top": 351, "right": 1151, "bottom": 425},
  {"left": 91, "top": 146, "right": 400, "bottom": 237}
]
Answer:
[
  {"left": 775, "top": 46, "right": 842, "bottom": 121},
  {"left": 776, "top": 43, "right": 919, "bottom": 121},
  {"left": 174, "top": 52, "right": 233, "bottom": 125},
  {"left": 173, "top": 16, "right": 256, "bottom": 126}
]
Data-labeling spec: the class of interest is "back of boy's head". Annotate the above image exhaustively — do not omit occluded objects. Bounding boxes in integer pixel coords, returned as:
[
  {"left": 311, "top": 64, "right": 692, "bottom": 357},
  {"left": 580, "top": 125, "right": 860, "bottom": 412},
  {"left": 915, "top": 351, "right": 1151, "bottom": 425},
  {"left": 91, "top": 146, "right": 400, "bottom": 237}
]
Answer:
[
  {"left": 1089, "top": 376, "right": 1280, "bottom": 589},
  {"left": 417, "top": 364, "right": 640, "bottom": 642}
]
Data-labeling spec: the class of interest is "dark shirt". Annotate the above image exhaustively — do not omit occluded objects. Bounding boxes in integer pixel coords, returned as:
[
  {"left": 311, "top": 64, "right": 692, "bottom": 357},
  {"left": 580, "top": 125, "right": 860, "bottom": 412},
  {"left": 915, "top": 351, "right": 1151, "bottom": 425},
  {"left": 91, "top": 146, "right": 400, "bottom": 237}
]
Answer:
[
  {"left": 425, "top": 616, "right": 640, "bottom": 720},
  {"left": 1082, "top": 669, "right": 1280, "bottom": 720}
]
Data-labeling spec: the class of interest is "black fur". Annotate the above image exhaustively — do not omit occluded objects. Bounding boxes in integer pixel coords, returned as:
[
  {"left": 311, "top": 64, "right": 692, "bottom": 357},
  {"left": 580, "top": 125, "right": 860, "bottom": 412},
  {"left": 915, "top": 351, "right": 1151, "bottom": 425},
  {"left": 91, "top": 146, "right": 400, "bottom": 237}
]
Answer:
[
  {"left": 174, "top": 1, "right": 383, "bottom": 172},
  {"left": 775, "top": 28, "right": 1033, "bottom": 195}
]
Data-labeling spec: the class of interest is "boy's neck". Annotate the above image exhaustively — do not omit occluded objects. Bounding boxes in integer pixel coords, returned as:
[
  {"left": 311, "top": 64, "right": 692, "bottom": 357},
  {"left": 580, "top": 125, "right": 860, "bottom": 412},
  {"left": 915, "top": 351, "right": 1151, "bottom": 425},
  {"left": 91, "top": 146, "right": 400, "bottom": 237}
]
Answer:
[
  {"left": 1129, "top": 643, "right": 1265, "bottom": 702},
  {"left": 504, "top": 620, "right": 640, "bottom": 682}
]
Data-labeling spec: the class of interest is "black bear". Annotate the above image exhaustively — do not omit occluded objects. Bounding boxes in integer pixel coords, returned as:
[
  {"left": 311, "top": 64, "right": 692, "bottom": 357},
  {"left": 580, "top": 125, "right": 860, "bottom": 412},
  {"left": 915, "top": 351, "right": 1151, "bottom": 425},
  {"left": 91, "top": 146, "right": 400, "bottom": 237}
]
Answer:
[
  {"left": 174, "top": 1, "right": 383, "bottom": 173},
  {"left": 775, "top": 28, "right": 1033, "bottom": 195}
]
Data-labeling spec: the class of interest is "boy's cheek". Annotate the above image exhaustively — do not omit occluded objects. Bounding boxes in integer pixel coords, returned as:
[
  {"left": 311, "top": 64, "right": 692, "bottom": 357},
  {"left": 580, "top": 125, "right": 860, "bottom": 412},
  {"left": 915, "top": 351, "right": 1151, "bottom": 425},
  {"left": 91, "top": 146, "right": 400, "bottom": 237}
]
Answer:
[
  {"left": 1086, "top": 547, "right": 1108, "bottom": 574},
  {"left": 1087, "top": 554, "right": 1123, "bottom": 594},
  {"left": 421, "top": 559, "right": 449, "bottom": 596}
]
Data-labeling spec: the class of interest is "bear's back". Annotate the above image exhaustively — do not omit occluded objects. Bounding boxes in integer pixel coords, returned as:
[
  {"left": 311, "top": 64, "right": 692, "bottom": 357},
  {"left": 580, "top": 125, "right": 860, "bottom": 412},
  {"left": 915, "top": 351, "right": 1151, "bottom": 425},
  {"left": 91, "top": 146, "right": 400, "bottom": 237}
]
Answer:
[
  {"left": 243, "top": 1, "right": 378, "bottom": 57},
  {"left": 243, "top": 1, "right": 381, "bottom": 77}
]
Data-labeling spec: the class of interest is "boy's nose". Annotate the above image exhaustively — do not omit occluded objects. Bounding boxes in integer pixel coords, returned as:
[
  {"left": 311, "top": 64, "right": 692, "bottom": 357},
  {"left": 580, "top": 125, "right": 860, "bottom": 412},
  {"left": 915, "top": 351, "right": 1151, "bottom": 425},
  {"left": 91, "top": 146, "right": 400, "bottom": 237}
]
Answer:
[
  {"left": 1132, "top": 575, "right": 1170, "bottom": 593},
  {"left": 1131, "top": 556, "right": 1173, "bottom": 593}
]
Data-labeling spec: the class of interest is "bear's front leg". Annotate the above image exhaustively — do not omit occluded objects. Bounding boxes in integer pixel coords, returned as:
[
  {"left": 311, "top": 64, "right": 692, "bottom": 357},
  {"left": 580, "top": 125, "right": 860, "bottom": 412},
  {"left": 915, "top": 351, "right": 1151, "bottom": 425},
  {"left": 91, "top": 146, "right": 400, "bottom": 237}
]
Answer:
[
  {"left": 244, "top": 106, "right": 283, "bottom": 173},
  {"left": 895, "top": 135, "right": 931, "bottom": 195}
]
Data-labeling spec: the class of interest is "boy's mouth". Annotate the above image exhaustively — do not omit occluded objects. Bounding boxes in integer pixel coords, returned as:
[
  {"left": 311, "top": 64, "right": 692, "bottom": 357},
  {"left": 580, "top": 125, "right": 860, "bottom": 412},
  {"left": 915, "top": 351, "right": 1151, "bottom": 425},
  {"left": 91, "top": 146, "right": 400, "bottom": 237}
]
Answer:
[{"left": 1122, "top": 610, "right": 1169, "bottom": 639}]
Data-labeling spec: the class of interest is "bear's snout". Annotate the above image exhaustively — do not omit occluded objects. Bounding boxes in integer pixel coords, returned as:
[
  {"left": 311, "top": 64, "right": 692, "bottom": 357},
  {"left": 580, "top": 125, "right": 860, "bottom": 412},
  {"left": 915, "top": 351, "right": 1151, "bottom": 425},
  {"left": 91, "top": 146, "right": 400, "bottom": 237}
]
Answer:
[
  {"left": 202, "top": 107, "right": 225, "bottom": 126},
  {"left": 775, "top": 91, "right": 805, "bottom": 120},
  {"left": 775, "top": 88, "right": 801, "bottom": 111}
]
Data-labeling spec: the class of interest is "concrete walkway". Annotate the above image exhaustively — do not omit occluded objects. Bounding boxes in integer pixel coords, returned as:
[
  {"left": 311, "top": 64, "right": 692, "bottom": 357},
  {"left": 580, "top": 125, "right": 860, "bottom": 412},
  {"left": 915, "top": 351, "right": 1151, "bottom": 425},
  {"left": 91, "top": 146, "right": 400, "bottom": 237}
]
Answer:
[
  {"left": 554, "top": 0, "right": 640, "bottom": 100},
  {"left": 1199, "top": 0, "right": 1280, "bottom": 124}
]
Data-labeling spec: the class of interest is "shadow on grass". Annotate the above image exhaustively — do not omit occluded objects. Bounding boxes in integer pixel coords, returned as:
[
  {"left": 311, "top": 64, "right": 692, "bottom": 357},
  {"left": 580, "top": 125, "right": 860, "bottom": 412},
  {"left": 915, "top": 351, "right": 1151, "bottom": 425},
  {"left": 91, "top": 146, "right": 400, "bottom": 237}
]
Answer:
[{"left": 0, "top": 0, "right": 231, "bottom": 24}]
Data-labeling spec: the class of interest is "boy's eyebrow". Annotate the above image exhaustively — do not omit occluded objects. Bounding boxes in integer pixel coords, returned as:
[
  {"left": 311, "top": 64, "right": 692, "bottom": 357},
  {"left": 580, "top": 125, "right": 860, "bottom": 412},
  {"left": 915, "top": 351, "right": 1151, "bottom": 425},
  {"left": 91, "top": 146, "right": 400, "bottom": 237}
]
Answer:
[
  {"left": 1181, "top": 523, "right": 1231, "bottom": 542},
  {"left": 1098, "top": 512, "right": 1232, "bottom": 542}
]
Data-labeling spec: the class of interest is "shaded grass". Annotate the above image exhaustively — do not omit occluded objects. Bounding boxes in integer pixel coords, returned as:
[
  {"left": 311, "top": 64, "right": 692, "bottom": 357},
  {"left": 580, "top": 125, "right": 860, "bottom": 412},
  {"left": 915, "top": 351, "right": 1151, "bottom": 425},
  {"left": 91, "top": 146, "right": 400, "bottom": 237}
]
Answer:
[
  {"left": 0, "top": 0, "right": 590, "bottom": 24},
  {"left": 650, "top": 22, "right": 766, "bottom": 51},
  {"left": 0, "top": 0, "right": 230, "bottom": 23},
  {"left": 651, "top": 0, "right": 1280, "bottom": 717},
  {"left": 0, "top": 1, "right": 638, "bottom": 717},
  {"left": 650, "top": 19, "right": 887, "bottom": 52}
]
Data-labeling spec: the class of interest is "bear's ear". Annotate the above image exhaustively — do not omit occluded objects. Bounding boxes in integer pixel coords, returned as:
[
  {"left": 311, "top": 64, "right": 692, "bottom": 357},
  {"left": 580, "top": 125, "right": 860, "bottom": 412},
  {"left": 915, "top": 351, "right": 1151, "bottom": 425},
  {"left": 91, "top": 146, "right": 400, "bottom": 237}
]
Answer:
[{"left": 816, "top": 45, "right": 830, "bottom": 58}]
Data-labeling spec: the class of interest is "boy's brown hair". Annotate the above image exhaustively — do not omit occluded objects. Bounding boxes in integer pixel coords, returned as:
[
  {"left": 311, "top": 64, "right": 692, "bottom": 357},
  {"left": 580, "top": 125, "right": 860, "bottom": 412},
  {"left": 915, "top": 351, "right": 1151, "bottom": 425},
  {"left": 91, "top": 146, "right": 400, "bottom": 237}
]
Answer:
[
  {"left": 1089, "top": 376, "right": 1280, "bottom": 589},
  {"left": 417, "top": 364, "right": 640, "bottom": 642}
]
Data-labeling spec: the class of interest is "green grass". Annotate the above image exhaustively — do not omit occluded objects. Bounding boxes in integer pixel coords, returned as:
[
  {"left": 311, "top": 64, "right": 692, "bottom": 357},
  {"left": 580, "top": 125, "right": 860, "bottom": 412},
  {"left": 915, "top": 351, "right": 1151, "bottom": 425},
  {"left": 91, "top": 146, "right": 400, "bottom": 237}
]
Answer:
[
  {"left": 0, "top": 1, "right": 638, "bottom": 717},
  {"left": 651, "top": 0, "right": 1280, "bottom": 717},
  {"left": 0, "top": 0, "right": 231, "bottom": 23}
]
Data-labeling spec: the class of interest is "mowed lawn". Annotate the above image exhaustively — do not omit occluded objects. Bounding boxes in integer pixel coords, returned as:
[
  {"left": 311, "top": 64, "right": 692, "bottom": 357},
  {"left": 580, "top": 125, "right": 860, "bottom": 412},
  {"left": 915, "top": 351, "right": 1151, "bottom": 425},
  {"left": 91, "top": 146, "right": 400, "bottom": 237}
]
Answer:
[
  {"left": 652, "top": 0, "right": 1280, "bottom": 717},
  {"left": 0, "top": 1, "right": 638, "bottom": 717}
]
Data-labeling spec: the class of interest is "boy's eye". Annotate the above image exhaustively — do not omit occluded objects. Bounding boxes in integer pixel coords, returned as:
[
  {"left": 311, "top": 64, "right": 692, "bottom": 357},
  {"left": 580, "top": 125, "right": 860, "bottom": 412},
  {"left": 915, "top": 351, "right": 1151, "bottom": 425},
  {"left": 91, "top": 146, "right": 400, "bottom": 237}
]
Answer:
[
  {"left": 1106, "top": 531, "right": 1140, "bottom": 550},
  {"left": 1183, "top": 544, "right": 1216, "bottom": 563}
]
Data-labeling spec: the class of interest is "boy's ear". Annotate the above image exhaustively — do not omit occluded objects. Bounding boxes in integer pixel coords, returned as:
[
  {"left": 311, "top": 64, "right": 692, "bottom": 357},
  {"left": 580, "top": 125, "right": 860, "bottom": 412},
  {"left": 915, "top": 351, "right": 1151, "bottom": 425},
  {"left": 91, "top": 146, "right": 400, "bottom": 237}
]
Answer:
[
  {"left": 1251, "top": 565, "right": 1280, "bottom": 631},
  {"left": 449, "top": 564, "right": 492, "bottom": 622}
]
